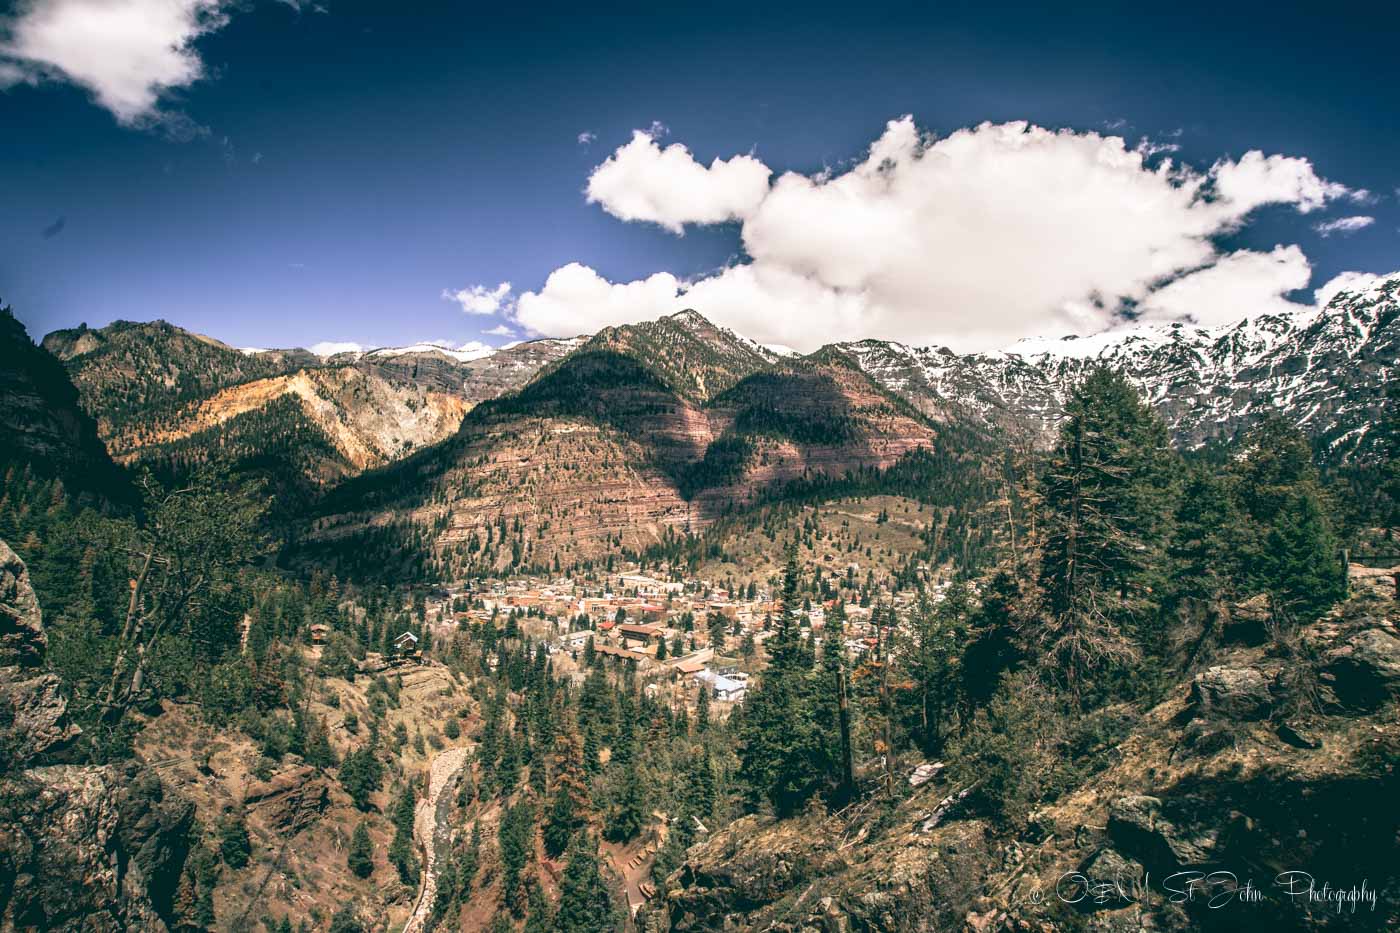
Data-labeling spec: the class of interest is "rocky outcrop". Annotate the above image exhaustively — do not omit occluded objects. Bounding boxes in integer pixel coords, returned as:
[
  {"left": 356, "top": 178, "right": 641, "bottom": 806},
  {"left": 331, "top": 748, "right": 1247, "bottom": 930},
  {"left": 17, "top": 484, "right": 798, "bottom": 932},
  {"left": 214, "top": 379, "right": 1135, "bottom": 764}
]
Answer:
[
  {"left": 1222, "top": 593, "right": 1272, "bottom": 646},
  {"left": 1, "top": 763, "right": 195, "bottom": 931},
  {"left": 0, "top": 539, "right": 78, "bottom": 768},
  {"left": 1105, "top": 795, "right": 1226, "bottom": 870},
  {"left": 1189, "top": 666, "right": 1274, "bottom": 721},
  {"left": 117, "top": 366, "right": 471, "bottom": 475},
  {"left": 1321, "top": 626, "right": 1400, "bottom": 711},
  {"left": 644, "top": 804, "right": 995, "bottom": 932},
  {"left": 244, "top": 765, "right": 330, "bottom": 834}
]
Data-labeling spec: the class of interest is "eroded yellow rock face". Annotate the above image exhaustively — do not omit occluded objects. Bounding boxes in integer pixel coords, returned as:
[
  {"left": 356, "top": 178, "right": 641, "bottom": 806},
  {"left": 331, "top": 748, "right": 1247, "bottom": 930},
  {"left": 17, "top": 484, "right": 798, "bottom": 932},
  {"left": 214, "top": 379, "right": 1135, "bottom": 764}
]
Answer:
[{"left": 111, "top": 365, "right": 471, "bottom": 475}]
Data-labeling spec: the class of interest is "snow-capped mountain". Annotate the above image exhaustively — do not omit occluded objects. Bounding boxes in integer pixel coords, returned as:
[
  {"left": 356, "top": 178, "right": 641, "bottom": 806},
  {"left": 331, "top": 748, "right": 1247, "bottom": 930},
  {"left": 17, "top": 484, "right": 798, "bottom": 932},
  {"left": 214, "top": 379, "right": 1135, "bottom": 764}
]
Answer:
[{"left": 840, "top": 273, "right": 1398, "bottom": 460}]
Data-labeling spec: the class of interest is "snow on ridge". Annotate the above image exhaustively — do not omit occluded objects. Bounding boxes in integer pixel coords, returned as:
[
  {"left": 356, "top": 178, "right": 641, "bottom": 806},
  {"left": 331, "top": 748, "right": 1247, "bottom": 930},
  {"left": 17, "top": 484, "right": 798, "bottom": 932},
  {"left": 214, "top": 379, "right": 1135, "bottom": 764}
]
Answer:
[{"left": 368, "top": 341, "right": 497, "bottom": 363}]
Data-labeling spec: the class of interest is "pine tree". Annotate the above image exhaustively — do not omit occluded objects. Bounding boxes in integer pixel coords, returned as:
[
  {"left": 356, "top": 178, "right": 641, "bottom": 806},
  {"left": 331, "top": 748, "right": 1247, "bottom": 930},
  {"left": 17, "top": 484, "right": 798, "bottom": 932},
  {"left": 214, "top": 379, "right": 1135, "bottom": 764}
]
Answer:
[
  {"left": 458, "top": 820, "right": 481, "bottom": 895},
  {"left": 498, "top": 797, "right": 535, "bottom": 916},
  {"left": 605, "top": 756, "right": 646, "bottom": 842},
  {"left": 328, "top": 905, "right": 363, "bottom": 933},
  {"left": 1232, "top": 419, "right": 1345, "bottom": 620},
  {"left": 556, "top": 832, "right": 617, "bottom": 933},
  {"left": 900, "top": 583, "right": 972, "bottom": 755},
  {"left": 695, "top": 684, "right": 710, "bottom": 733},
  {"left": 543, "top": 718, "right": 591, "bottom": 858},
  {"left": 1262, "top": 491, "right": 1345, "bottom": 620},
  {"left": 217, "top": 809, "right": 251, "bottom": 869},
  {"left": 347, "top": 821, "right": 373, "bottom": 879},
  {"left": 683, "top": 747, "right": 716, "bottom": 825},
  {"left": 524, "top": 883, "right": 554, "bottom": 933},
  {"left": 1168, "top": 468, "right": 1246, "bottom": 606},
  {"left": 736, "top": 544, "right": 824, "bottom": 815},
  {"left": 1035, "top": 368, "right": 1174, "bottom": 696},
  {"left": 388, "top": 782, "right": 419, "bottom": 885}
]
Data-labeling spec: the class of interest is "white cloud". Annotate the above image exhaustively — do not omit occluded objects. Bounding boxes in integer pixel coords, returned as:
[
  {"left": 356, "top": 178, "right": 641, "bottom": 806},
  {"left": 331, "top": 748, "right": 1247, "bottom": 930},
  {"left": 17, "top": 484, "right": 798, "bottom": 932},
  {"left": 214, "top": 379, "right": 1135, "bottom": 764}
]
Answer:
[
  {"left": 1313, "top": 215, "right": 1375, "bottom": 237},
  {"left": 585, "top": 130, "right": 772, "bottom": 233},
  {"left": 513, "top": 262, "right": 682, "bottom": 336},
  {"left": 0, "top": 0, "right": 231, "bottom": 125},
  {"left": 1313, "top": 269, "right": 1399, "bottom": 307},
  {"left": 1136, "top": 137, "right": 1181, "bottom": 158},
  {"left": 521, "top": 118, "right": 1356, "bottom": 350},
  {"left": 310, "top": 341, "right": 364, "bottom": 357},
  {"left": 1208, "top": 150, "right": 1351, "bottom": 216},
  {"left": 442, "top": 281, "right": 512, "bottom": 315},
  {"left": 577, "top": 131, "right": 595, "bottom": 146},
  {"left": 484, "top": 323, "right": 516, "bottom": 337},
  {"left": 1135, "top": 246, "right": 1312, "bottom": 326}
]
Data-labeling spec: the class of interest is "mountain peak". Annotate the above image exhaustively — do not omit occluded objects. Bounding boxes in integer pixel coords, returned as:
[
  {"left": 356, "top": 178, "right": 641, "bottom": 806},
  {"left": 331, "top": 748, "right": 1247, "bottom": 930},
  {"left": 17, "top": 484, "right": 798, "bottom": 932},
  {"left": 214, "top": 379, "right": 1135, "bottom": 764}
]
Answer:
[{"left": 667, "top": 308, "right": 713, "bottom": 327}]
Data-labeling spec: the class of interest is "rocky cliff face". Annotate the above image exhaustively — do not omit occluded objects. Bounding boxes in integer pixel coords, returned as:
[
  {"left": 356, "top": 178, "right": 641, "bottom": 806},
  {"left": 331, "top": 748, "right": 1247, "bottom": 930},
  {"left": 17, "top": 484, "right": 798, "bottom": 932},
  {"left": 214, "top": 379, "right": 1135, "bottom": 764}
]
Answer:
[
  {"left": 0, "top": 539, "right": 77, "bottom": 769},
  {"left": 381, "top": 336, "right": 586, "bottom": 403},
  {"left": 0, "top": 539, "right": 196, "bottom": 931},
  {"left": 0, "top": 308, "right": 128, "bottom": 499},
  {"left": 841, "top": 273, "right": 1400, "bottom": 459},
  {"left": 112, "top": 365, "right": 471, "bottom": 477}
]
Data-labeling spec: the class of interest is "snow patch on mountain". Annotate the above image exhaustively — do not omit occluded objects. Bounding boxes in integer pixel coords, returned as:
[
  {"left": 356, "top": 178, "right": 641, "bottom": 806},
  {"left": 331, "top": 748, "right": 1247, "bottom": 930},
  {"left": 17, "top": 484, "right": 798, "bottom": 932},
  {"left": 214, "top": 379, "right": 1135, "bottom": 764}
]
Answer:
[{"left": 842, "top": 272, "right": 1399, "bottom": 460}]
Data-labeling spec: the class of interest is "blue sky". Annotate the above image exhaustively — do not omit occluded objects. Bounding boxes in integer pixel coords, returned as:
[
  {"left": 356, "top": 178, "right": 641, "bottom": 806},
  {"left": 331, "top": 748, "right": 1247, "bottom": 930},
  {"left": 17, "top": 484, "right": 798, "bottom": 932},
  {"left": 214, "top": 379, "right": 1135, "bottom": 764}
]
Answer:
[{"left": 2, "top": 0, "right": 1396, "bottom": 352}]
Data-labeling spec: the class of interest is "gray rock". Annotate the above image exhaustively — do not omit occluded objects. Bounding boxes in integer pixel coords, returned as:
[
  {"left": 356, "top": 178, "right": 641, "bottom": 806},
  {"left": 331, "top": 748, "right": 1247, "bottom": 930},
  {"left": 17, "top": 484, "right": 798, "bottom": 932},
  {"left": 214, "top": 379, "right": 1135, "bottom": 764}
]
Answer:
[
  {"left": 0, "top": 538, "right": 46, "bottom": 668},
  {"left": 1222, "top": 594, "right": 1271, "bottom": 646},
  {"left": 1107, "top": 795, "right": 1222, "bottom": 869},
  {"left": 0, "top": 538, "right": 79, "bottom": 765},
  {"left": 1074, "top": 847, "right": 1147, "bottom": 910},
  {"left": 1321, "top": 627, "right": 1400, "bottom": 710},
  {"left": 0, "top": 763, "right": 194, "bottom": 931},
  {"left": 1190, "top": 666, "right": 1273, "bottom": 720}
]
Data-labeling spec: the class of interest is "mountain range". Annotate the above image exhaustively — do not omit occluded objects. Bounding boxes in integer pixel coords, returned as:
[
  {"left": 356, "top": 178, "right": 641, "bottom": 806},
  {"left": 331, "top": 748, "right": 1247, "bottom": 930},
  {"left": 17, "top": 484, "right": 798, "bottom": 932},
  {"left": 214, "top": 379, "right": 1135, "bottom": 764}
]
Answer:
[
  {"left": 11, "top": 272, "right": 1396, "bottom": 573},
  {"left": 840, "top": 273, "right": 1398, "bottom": 460}
]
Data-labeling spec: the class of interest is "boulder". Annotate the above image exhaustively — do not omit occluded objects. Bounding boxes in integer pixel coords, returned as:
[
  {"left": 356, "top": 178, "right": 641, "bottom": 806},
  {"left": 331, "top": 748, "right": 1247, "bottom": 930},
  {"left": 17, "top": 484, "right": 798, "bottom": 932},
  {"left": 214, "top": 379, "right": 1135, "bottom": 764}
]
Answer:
[
  {"left": 1190, "top": 666, "right": 1273, "bottom": 721},
  {"left": 0, "top": 539, "right": 45, "bottom": 667},
  {"left": 1074, "top": 847, "right": 1147, "bottom": 910},
  {"left": 1107, "top": 795, "right": 1221, "bottom": 869},
  {"left": 1321, "top": 627, "right": 1400, "bottom": 711},
  {"left": 1181, "top": 719, "right": 1235, "bottom": 755},
  {"left": 1276, "top": 722, "right": 1321, "bottom": 750},
  {"left": 1222, "top": 594, "right": 1271, "bottom": 646}
]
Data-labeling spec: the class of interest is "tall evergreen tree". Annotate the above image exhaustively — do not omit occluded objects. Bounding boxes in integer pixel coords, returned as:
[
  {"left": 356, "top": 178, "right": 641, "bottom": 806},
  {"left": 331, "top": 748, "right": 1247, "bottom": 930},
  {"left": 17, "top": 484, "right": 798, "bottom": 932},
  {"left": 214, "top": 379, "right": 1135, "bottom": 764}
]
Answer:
[
  {"left": 1034, "top": 368, "right": 1175, "bottom": 696},
  {"left": 543, "top": 719, "right": 591, "bottom": 859},
  {"left": 736, "top": 544, "right": 825, "bottom": 815},
  {"left": 1232, "top": 418, "right": 1345, "bottom": 620},
  {"left": 556, "top": 832, "right": 616, "bottom": 933},
  {"left": 347, "top": 821, "right": 373, "bottom": 879},
  {"left": 900, "top": 582, "right": 972, "bottom": 755}
]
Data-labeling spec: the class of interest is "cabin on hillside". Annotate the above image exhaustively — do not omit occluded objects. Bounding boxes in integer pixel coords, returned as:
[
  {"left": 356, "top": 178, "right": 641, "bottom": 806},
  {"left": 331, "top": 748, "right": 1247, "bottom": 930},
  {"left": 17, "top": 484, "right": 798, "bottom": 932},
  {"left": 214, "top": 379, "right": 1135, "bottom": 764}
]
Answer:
[{"left": 393, "top": 631, "right": 420, "bottom": 659}]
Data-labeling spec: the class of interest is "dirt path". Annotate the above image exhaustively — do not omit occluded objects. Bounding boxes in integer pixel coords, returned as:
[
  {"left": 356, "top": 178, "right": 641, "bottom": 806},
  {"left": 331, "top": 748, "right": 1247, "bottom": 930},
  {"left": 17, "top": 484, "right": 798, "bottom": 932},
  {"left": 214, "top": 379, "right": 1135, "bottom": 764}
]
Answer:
[
  {"left": 601, "top": 836, "right": 658, "bottom": 918},
  {"left": 403, "top": 745, "right": 471, "bottom": 933}
]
